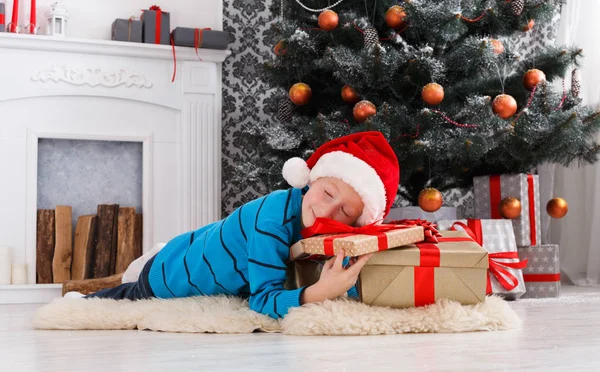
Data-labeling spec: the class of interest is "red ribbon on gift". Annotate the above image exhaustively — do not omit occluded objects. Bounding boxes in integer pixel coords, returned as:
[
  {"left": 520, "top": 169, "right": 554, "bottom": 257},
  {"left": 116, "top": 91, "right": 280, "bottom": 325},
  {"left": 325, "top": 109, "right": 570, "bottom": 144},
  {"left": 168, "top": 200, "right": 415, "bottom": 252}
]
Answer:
[
  {"left": 488, "top": 175, "right": 537, "bottom": 245},
  {"left": 301, "top": 218, "right": 413, "bottom": 256},
  {"left": 0, "top": 14, "right": 5, "bottom": 25},
  {"left": 523, "top": 273, "right": 560, "bottom": 282},
  {"left": 194, "top": 28, "right": 211, "bottom": 60},
  {"left": 149, "top": 5, "right": 162, "bottom": 44},
  {"left": 413, "top": 236, "right": 475, "bottom": 307},
  {"left": 451, "top": 219, "right": 528, "bottom": 295},
  {"left": 386, "top": 218, "right": 442, "bottom": 243}
]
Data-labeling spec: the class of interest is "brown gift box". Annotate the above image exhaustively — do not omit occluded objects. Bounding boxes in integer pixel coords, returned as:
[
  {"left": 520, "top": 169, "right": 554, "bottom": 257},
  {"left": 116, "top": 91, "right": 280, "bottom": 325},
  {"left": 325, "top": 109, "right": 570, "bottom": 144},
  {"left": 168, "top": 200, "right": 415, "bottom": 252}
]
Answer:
[
  {"left": 358, "top": 230, "right": 489, "bottom": 308},
  {"left": 288, "top": 225, "right": 425, "bottom": 261},
  {"left": 284, "top": 260, "right": 323, "bottom": 290}
]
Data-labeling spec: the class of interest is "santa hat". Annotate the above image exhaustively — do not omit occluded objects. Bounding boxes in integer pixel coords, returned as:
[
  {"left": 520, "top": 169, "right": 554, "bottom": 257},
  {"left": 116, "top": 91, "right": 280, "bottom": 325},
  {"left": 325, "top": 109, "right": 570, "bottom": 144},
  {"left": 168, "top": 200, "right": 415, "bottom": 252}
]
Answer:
[{"left": 282, "top": 131, "right": 400, "bottom": 226}]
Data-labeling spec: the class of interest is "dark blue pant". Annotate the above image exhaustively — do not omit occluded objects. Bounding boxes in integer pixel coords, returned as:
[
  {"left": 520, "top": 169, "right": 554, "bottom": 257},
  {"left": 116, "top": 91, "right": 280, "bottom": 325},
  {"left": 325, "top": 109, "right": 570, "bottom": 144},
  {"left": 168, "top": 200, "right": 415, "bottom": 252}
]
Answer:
[{"left": 85, "top": 255, "right": 156, "bottom": 300}]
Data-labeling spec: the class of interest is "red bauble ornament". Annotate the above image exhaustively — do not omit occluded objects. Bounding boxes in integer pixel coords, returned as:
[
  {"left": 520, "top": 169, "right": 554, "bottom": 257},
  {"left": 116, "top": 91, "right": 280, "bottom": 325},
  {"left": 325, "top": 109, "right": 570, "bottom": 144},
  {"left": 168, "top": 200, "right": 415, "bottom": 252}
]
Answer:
[
  {"left": 499, "top": 197, "right": 522, "bottom": 219},
  {"left": 523, "top": 68, "right": 546, "bottom": 91},
  {"left": 491, "top": 39, "right": 504, "bottom": 54},
  {"left": 318, "top": 10, "right": 339, "bottom": 31},
  {"left": 522, "top": 19, "right": 535, "bottom": 32},
  {"left": 274, "top": 40, "right": 287, "bottom": 56},
  {"left": 341, "top": 85, "right": 360, "bottom": 104},
  {"left": 385, "top": 5, "right": 407, "bottom": 29},
  {"left": 421, "top": 83, "right": 444, "bottom": 106},
  {"left": 418, "top": 188, "right": 443, "bottom": 213},
  {"left": 492, "top": 94, "right": 518, "bottom": 119},
  {"left": 353, "top": 100, "right": 377, "bottom": 123},
  {"left": 289, "top": 83, "right": 312, "bottom": 106},
  {"left": 547, "top": 197, "right": 568, "bottom": 219}
]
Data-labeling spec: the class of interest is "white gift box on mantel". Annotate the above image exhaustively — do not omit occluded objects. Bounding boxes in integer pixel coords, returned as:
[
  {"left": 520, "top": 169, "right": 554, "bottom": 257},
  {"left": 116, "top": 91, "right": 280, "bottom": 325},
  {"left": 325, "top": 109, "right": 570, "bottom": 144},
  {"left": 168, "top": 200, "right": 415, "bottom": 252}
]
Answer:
[{"left": 437, "top": 219, "right": 528, "bottom": 300}]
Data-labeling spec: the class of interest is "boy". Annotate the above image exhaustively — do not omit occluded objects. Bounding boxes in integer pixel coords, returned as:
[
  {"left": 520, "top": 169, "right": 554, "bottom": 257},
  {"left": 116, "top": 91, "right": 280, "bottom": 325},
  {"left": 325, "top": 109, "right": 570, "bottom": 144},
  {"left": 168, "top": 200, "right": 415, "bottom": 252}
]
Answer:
[{"left": 85, "top": 131, "right": 400, "bottom": 319}]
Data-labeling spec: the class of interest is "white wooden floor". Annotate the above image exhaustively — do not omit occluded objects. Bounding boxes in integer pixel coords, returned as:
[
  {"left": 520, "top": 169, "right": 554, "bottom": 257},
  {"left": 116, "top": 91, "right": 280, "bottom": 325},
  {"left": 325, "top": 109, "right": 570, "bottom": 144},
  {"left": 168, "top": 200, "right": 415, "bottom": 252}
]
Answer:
[{"left": 2, "top": 286, "right": 600, "bottom": 372}]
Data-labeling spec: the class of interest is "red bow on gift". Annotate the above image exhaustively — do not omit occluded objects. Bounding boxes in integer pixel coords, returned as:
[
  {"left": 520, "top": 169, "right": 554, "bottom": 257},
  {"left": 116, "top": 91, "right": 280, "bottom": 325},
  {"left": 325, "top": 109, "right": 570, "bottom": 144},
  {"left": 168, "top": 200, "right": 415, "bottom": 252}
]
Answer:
[
  {"left": 451, "top": 219, "right": 528, "bottom": 294},
  {"left": 301, "top": 218, "right": 403, "bottom": 239},
  {"left": 387, "top": 219, "right": 442, "bottom": 243},
  {"left": 149, "top": 5, "right": 162, "bottom": 11}
]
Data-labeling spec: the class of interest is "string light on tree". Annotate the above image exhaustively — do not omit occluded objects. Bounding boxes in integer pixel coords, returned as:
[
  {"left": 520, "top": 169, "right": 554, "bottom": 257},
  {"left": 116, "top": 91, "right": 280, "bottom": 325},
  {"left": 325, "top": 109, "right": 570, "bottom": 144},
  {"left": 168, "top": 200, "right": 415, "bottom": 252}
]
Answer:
[
  {"left": 492, "top": 94, "right": 518, "bottom": 119},
  {"left": 418, "top": 188, "right": 443, "bottom": 213},
  {"left": 499, "top": 197, "right": 522, "bottom": 219},
  {"left": 318, "top": 10, "right": 338, "bottom": 31},
  {"left": 289, "top": 83, "right": 312, "bottom": 105},
  {"left": 547, "top": 197, "right": 568, "bottom": 218},
  {"left": 523, "top": 69, "right": 546, "bottom": 91},
  {"left": 385, "top": 5, "right": 406, "bottom": 29},
  {"left": 422, "top": 83, "right": 444, "bottom": 106},
  {"left": 353, "top": 100, "right": 377, "bottom": 122},
  {"left": 341, "top": 85, "right": 360, "bottom": 104}
]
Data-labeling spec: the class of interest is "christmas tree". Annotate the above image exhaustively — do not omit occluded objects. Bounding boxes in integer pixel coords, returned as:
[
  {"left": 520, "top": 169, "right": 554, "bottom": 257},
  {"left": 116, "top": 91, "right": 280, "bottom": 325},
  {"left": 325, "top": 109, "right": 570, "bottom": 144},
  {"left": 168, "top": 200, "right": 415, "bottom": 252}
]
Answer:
[{"left": 241, "top": 0, "right": 600, "bottom": 205}]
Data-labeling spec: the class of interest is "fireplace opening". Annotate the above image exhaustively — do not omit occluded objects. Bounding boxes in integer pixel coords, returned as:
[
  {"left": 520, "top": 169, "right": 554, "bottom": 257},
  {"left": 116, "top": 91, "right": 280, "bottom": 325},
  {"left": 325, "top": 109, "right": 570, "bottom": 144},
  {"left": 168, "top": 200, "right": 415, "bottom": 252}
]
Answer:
[{"left": 36, "top": 138, "right": 143, "bottom": 283}]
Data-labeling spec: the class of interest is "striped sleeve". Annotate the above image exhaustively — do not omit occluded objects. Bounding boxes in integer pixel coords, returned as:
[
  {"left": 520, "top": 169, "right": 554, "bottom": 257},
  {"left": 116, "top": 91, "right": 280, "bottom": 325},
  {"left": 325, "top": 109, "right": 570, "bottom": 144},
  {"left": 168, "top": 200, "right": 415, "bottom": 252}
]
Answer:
[{"left": 246, "top": 223, "right": 305, "bottom": 319}]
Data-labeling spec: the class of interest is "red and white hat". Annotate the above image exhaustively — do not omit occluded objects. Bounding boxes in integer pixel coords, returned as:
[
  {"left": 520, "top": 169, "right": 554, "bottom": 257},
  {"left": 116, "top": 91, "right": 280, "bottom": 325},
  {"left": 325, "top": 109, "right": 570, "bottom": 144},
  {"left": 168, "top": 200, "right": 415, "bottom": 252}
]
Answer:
[{"left": 282, "top": 131, "right": 400, "bottom": 226}]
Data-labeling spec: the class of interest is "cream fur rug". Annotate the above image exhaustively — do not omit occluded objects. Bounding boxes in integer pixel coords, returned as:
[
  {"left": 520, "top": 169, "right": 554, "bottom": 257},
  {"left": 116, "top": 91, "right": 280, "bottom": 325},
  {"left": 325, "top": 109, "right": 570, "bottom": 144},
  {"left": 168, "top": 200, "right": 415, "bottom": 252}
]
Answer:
[{"left": 33, "top": 295, "right": 520, "bottom": 336}]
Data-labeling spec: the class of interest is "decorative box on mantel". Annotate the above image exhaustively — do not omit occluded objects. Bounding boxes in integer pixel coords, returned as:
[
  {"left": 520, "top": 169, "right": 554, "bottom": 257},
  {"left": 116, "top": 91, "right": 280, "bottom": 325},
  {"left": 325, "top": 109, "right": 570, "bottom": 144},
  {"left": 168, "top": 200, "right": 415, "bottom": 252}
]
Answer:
[{"left": 0, "top": 33, "right": 230, "bottom": 304}]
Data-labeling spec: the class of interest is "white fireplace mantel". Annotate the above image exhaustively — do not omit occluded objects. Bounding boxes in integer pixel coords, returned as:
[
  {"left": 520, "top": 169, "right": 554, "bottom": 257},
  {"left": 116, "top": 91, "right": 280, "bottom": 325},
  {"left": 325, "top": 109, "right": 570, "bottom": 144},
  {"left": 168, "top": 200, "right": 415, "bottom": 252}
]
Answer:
[{"left": 0, "top": 33, "right": 231, "bottom": 303}]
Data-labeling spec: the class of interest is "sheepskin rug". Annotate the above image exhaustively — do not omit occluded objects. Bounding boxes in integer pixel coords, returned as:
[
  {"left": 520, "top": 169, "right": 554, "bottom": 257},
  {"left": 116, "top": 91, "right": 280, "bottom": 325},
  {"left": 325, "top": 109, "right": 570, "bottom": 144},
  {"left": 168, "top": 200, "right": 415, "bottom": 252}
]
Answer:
[{"left": 33, "top": 295, "right": 520, "bottom": 336}]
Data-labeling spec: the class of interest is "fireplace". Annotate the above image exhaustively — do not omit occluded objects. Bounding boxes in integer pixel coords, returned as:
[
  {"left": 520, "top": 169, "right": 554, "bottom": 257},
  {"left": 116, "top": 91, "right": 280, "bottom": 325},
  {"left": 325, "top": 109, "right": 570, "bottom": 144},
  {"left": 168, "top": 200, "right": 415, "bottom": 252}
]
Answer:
[{"left": 0, "top": 33, "right": 230, "bottom": 303}]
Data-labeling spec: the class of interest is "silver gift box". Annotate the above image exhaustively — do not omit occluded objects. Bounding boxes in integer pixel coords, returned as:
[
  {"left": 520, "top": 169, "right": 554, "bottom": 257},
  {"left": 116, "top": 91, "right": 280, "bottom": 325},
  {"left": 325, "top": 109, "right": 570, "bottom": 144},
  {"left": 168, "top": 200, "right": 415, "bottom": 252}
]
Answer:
[
  {"left": 437, "top": 219, "right": 526, "bottom": 300},
  {"left": 473, "top": 174, "right": 541, "bottom": 247},
  {"left": 518, "top": 244, "right": 561, "bottom": 298}
]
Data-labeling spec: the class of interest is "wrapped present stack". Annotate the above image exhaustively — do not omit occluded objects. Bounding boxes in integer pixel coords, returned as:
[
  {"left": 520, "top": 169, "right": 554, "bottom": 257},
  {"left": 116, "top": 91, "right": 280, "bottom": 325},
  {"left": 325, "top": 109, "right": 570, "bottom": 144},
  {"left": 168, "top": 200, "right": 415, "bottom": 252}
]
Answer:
[
  {"left": 472, "top": 173, "right": 561, "bottom": 298},
  {"left": 287, "top": 218, "right": 490, "bottom": 309},
  {"left": 437, "top": 219, "right": 528, "bottom": 300}
]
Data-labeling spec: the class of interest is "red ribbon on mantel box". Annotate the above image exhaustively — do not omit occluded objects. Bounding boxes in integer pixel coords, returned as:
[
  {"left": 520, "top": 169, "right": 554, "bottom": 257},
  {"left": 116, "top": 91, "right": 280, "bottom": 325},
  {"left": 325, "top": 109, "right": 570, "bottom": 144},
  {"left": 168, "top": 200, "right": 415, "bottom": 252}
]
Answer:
[
  {"left": 451, "top": 219, "right": 528, "bottom": 295},
  {"left": 169, "top": 28, "right": 212, "bottom": 83},
  {"left": 0, "top": 14, "right": 5, "bottom": 26},
  {"left": 149, "top": 5, "right": 163, "bottom": 44},
  {"left": 489, "top": 174, "right": 538, "bottom": 245}
]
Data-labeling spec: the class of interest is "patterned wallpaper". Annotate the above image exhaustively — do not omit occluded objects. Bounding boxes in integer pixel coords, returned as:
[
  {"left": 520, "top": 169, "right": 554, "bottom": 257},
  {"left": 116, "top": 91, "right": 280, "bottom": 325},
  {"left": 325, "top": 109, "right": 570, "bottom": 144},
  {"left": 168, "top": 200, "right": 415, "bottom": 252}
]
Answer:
[{"left": 221, "top": 1, "right": 561, "bottom": 217}]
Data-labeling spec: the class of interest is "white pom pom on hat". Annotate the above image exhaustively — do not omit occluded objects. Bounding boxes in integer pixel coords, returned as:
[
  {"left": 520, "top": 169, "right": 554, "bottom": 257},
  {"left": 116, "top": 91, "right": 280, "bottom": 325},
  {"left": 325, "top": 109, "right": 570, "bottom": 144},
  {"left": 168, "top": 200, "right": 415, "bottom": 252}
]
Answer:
[{"left": 282, "top": 157, "right": 310, "bottom": 188}]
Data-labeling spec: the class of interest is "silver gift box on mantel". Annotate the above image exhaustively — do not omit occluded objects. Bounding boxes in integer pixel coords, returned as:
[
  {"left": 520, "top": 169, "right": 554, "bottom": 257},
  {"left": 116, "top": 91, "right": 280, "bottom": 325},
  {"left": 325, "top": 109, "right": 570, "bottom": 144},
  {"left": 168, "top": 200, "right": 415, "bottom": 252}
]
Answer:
[
  {"left": 473, "top": 174, "right": 541, "bottom": 247},
  {"left": 437, "top": 219, "right": 527, "bottom": 300}
]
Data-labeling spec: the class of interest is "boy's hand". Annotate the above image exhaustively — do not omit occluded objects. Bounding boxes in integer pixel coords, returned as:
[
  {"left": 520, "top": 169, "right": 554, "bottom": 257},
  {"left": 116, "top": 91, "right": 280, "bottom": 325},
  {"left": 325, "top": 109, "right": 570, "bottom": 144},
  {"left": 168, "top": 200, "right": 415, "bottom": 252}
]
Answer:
[{"left": 300, "top": 250, "right": 372, "bottom": 304}]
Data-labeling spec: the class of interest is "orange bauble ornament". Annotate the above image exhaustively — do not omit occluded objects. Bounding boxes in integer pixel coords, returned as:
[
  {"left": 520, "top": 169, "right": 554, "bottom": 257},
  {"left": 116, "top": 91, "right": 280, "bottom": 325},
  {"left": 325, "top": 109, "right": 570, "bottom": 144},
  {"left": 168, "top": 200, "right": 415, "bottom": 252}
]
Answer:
[
  {"left": 341, "top": 85, "right": 360, "bottom": 104},
  {"left": 499, "top": 197, "right": 522, "bottom": 219},
  {"left": 523, "top": 69, "right": 546, "bottom": 91},
  {"left": 421, "top": 83, "right": 444, "bottom": 106},
  {"left": 318, "top": 10, "right": 339, "bottom": 31},
  {"left": 289, "top": 83, "right": 312, "bottom": 106},
  {"left": 522, "top": 19, "right": 535, "bottom": 32},
  {"left": 491, "top": 39, "right": 504, "bottom": 54},
  {"left": 385, "top": 5, "right": 407, "bottom": 29},
  {"left": 492, "top": 94, "right": 518, "bottom": 119},
  {"left": 418, "top": 188, "right": 443, "bottom": 213},
  {"left": 353, "top": 100, "right": 377, "bottom": 123},
  {"left": 274, "top": 40, "right": 287, "bottom": 56},
  {"left": 547, "top": 197, "right": 568, "bottom": 219}
]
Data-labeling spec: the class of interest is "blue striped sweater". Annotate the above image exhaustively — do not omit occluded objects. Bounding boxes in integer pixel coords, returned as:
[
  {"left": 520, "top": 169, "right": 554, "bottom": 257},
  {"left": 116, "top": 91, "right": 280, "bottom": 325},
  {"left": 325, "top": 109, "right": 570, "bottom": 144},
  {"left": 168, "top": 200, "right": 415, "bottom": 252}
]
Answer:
[{"left": 147, "top": 188, "right": 306, "bottom": 318}]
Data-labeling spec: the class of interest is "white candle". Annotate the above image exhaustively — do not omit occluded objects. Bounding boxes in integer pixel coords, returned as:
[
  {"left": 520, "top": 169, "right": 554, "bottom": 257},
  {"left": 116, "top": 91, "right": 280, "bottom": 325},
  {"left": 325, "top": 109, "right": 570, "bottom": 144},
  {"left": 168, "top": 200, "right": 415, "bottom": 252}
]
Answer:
[
  {"left": 11, "top": 263, "right": 28, "bottom": 285},
  {"left": 0, "top": 247, "right": 11, "bottom": 285}
]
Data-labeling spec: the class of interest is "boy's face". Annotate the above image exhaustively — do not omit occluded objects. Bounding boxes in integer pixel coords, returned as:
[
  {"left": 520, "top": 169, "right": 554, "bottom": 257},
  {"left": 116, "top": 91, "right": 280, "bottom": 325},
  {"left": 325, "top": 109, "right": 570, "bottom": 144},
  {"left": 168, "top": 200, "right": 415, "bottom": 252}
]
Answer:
[{"left": 301, "top": 177, "right": 364, "bottom": 228}]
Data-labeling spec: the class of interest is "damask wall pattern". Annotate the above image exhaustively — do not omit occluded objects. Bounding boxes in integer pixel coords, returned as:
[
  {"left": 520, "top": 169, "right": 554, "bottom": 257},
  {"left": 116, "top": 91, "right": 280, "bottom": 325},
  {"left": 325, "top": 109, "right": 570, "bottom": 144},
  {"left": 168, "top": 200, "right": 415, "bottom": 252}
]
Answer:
[{"left": 221, "top": 1, "right": 560, "bottom": 218}]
